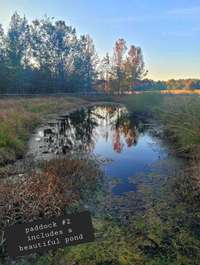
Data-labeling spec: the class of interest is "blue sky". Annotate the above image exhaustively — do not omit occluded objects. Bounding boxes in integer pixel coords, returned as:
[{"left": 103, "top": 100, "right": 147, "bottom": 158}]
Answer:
[{"left": 0, "top": 0, "right": 200, "bottom": 80}]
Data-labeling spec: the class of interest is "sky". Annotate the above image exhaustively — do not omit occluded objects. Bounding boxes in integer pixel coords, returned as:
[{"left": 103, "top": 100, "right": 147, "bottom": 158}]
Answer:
[{"left": 0, "top": 0, "right": 200, "bottom": 81}]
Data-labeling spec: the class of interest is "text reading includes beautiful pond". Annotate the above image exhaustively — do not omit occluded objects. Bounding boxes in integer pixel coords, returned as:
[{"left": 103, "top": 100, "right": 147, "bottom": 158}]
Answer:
[{"left": 29, "top": 104, "right": 167, "bottom": 195}]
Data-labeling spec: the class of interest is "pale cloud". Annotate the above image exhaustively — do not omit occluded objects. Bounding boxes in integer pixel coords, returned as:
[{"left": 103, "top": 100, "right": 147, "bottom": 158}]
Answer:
[
  {"left": 88, "top": 14, "right": 166, "bottom": 24},
  {"left": 167, "top": 6, "right": 200, "bottom": 16},
  {"left": 102, "top": 16, "right": 154, "bottom": 23},
  {"left": 162, "top": 30, "right": 196, "bottom": 38}
]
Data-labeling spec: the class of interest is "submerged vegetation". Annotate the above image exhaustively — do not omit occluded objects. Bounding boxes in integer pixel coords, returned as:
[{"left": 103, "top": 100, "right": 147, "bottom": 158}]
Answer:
[{"left": 32, "top": 156, "right": 200, "bottom": 265}]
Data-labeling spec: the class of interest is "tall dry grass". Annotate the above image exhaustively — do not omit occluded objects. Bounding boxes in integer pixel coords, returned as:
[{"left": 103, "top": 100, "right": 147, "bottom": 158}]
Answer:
[
  {"left": 0, "top": 158, "right": 102, "bottom": 260},
  {"left": 158, "top": 95, "right": 200, "bottom": 157},
  {"left": 122, "top": 93, "right": 200, "bottom": 158}
]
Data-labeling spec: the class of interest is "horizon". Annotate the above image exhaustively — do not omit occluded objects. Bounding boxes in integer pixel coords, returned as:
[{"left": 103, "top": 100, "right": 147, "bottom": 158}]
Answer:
[{"left": 0, "top": 0, "right": 200, "bottom": 81}]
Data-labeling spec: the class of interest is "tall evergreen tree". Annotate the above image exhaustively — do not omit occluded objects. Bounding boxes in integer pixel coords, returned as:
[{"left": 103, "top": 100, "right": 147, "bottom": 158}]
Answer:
[
  {"left": 6, "top": 12, "right": 30, "bottom": 93},
  {"left": 0, "top": 24, "right": 8, "bottom": 93}
]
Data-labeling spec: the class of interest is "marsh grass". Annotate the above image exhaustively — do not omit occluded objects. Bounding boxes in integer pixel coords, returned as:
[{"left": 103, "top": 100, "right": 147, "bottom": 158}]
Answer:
[
  {"left": 157, "top": 95, "right": 200, "bottom": 157},
  {"left": 118, "top": 92, "right": 163, "bottom": 116},
  {"left": 122, "top": 93, "right": 200, "bottom": 158}
]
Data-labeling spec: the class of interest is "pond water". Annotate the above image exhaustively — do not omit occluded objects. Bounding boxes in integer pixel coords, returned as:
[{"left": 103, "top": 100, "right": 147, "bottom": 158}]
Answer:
[{"left": 29, "top": 104, "right": 169, "bottom": 195}]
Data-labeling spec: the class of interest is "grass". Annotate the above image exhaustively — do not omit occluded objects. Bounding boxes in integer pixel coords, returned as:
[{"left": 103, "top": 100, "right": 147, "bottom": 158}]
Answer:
[
  {"left": 121, "top": 93, "right": 200, "bottom": 158},
  {"left": 157, "top": 95, "right": 200, "bottom": 157},
  {"left": 0, "top": 96, "right": 86, "bottom": 166},
  {"left": 116, "top": 92, "right": 163, "bottom": 116}
]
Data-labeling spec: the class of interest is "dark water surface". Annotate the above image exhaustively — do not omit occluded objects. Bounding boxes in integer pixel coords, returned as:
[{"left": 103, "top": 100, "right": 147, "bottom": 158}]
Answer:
[{"left": 29, "top": 104, "right": 170, "bottom": 195}]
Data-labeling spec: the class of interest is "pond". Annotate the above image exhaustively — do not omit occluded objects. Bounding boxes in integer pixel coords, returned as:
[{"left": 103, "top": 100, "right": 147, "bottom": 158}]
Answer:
[{"left": 29, "top": 104, "right": 174, "bottom": 196}]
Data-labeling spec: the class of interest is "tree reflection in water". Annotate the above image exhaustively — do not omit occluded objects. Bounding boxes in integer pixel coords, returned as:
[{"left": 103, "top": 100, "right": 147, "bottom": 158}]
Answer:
[{"left": 38, "top": 104, "right": 140, "bottom": 157}]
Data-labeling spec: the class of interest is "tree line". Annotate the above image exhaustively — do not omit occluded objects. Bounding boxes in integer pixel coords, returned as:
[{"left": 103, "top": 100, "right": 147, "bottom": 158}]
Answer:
[
  {"left": 0, "top": 13, "right": 148, "bottom": 94},
  {"left": 132, "top": 79, "right": 200, "bottom": 91},
  {"left": 0, "top": 13, "right": 199, "bottom": 95}
]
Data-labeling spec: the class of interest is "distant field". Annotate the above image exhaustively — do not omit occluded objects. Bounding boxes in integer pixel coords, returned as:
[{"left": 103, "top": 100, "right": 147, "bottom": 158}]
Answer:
[{"left": 160, "top": 89, "right": 200, "bottom": 94}]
